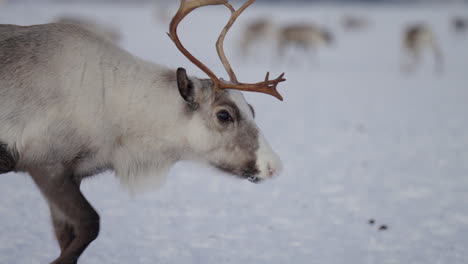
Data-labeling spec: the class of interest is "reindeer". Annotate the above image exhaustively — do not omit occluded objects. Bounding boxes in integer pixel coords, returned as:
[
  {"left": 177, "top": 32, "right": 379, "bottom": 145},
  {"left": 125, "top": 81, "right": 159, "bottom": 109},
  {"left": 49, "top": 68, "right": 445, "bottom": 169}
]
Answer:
[
  {"left": 277, "top": 23, "right": 334, "bottom": 63},
  {"left": 401, "top": 24, "right": 443, "bottom": 74},
  {"left": 238, "top": 18, "right": 275, "bottom": 58},
  {"left": 54, "top": 15, "right": 121, "bottom": 44},
  {"left": 0, "top": 0, "right": 285, "bottom": 263}
]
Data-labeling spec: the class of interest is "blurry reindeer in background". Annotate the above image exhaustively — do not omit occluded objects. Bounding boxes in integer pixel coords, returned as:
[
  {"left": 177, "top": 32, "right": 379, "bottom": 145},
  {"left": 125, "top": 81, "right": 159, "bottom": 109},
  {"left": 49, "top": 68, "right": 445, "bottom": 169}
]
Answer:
[
  {"left": 277, "top": 23, "right": 334, "bottom": 64},
  {"left": 238, "top": 18, "right": 275, "bottom": 58},
  {"left": 0, "top": 0, "right": 285, "bottom": 263},
  {"left": 238, "top": 18, "right": 335, "bottom": 65},
  {"left": 401, "top": 24, "right": 443, "bottom": 74}
]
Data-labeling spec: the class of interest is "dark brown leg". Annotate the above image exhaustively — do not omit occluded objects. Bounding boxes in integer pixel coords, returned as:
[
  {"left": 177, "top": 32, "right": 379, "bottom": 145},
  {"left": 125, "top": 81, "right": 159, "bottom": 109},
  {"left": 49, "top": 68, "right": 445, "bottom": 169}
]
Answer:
[
  {"left": 50, "top": 205, "right": 76, "bottom": 255},
  {"left": 50, "top": 178, "right": 82, "bottom": 253},
  {"left": 29, "top": 165, "right": 99, "bottom": 264}
]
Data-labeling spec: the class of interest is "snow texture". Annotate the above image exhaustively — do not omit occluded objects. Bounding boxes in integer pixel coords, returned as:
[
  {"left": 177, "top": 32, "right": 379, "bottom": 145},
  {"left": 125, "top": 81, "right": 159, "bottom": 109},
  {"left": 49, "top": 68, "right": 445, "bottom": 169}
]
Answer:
[{"left": 1, "top": 2, "right": 467, "bottom": 264}]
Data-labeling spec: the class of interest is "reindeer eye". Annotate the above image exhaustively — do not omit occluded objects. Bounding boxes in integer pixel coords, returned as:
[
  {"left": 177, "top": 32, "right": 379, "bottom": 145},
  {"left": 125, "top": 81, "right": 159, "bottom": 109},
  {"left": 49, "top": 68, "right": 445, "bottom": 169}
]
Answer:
[{"left": 216, "top": 110, "right": 233, "bottom": 123}]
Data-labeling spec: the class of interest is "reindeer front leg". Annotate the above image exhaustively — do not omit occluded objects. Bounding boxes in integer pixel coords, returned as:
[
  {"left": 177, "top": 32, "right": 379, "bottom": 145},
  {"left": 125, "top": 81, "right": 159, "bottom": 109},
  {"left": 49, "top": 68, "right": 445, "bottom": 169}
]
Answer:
[
  {"left": 50, "top": 207, "right": 76, "bottom": 254},
  {"left": 28, "top": 165, "right": 99, "bottom": 264},
  {"left": 49, "top": 178, "right": 82, "bottom": 254}
]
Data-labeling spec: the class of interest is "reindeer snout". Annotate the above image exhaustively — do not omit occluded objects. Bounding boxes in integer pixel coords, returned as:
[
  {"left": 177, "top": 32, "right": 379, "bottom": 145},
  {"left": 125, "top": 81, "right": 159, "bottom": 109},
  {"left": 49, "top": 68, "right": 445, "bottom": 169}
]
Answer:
[
  {"left": 256, "top": 151, "right": 283, "bottom": 180},
  {"left": 255, "top": 133, "right": 283, "bottom": 181}
]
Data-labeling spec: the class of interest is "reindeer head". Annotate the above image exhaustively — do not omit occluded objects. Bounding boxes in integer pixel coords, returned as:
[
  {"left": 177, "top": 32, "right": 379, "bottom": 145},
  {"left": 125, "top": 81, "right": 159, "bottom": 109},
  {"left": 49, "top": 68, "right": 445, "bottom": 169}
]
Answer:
[{"left": 168, "top": 0, "right": 285, "bottom": 182}]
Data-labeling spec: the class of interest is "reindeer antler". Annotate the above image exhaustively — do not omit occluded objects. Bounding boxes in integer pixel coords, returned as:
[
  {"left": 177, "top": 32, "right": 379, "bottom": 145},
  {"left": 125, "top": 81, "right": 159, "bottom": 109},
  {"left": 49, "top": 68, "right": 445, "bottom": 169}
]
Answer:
[{"left": 168, "top": 0, "right": 286, "bottom": 101}]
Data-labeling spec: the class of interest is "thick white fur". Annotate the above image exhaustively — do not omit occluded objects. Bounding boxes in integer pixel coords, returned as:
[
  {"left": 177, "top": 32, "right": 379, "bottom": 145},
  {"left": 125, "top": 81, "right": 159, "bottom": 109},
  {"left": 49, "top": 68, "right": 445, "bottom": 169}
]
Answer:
[{"left": 0, "top": 24, "right": 187, "bottom": 191}]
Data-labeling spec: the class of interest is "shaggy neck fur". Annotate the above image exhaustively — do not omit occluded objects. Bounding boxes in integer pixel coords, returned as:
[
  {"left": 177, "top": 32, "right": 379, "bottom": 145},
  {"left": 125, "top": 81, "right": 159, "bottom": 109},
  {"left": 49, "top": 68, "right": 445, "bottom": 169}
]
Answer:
[{"left": 104, "top": 61, "right": 193, "bottom": 192}]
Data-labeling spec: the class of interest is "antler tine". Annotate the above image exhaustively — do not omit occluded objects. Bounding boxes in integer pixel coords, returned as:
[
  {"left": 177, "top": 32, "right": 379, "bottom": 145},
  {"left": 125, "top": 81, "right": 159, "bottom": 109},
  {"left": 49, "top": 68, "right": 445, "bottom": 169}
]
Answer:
[
  {"left": 216, "top": 0, "right": 255, "bottom": 84},
  {"left": 168, "top": 0, "right": 228, "bottom": 87},
  {"left": 221, "top": 72, "right": 286, "bottom": 101},
  {"left": 265, "top": 72, "right": 269, "bottom": 82}
]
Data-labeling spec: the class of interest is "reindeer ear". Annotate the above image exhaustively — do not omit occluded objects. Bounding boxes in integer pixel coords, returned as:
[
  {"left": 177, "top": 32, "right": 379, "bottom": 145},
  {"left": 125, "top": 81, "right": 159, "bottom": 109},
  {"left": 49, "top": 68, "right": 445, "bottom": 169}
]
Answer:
[{"left": 177, "top": 67, "right": 195, "bottom": 103}]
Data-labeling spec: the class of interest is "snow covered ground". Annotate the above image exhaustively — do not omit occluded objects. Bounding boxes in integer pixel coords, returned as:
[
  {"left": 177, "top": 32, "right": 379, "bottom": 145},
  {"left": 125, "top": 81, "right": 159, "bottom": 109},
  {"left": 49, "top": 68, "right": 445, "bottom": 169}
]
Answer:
[{"left": 1, "top": 2, "right": 468, "bottom": 264}]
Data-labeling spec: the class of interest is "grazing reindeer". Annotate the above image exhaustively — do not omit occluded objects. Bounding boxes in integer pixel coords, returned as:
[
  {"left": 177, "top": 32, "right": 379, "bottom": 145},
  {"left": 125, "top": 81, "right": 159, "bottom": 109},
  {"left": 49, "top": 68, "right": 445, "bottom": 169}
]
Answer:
[
  {"left": 0, "top": 0, "right": 285, "bottom": 263},
  {"left": 277, "top": 24, "right": 334, "bottom": 62},
  {"left": 54, "top": 15, "right": 121, "bottom": 44},
  {"left": 401, "top": 24, "right": 443, "bottom": 74},
  {"left": 238, "top": 18, "right": 275, "bottom": 58}
]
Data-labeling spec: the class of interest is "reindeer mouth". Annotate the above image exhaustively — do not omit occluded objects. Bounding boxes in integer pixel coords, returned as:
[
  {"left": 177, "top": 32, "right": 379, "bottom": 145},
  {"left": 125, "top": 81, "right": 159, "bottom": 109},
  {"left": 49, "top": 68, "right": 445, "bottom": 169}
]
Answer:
[
  {"left": 237, "top": 162, "right": 261, "bottom": 183},
  {"left": 213, "top": 162, "right": 261, "bottom": 184},
  {"left": 245, "top": 174, "right": 261, "bottom": 184}
]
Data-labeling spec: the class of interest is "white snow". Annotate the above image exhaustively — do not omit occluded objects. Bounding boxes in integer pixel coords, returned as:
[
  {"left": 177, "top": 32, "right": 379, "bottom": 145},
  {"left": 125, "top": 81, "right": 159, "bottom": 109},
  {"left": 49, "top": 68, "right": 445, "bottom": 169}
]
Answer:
[{"left": 1, "top": 2, "right": 467, "bottom": 264}]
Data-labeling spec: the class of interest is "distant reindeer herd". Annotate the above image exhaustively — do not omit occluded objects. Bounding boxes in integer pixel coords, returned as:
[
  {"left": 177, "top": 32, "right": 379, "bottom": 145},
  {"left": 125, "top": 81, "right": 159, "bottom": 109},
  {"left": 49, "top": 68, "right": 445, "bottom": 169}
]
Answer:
[
  {"left": 234, "top": 13, "right": 466, "bottom": 73},
  {"left": 239, "top": 18, "right": 333, "bottom": 62},
  {"left": 43, "top": 4, "right": 467, "bottom": 74}
]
